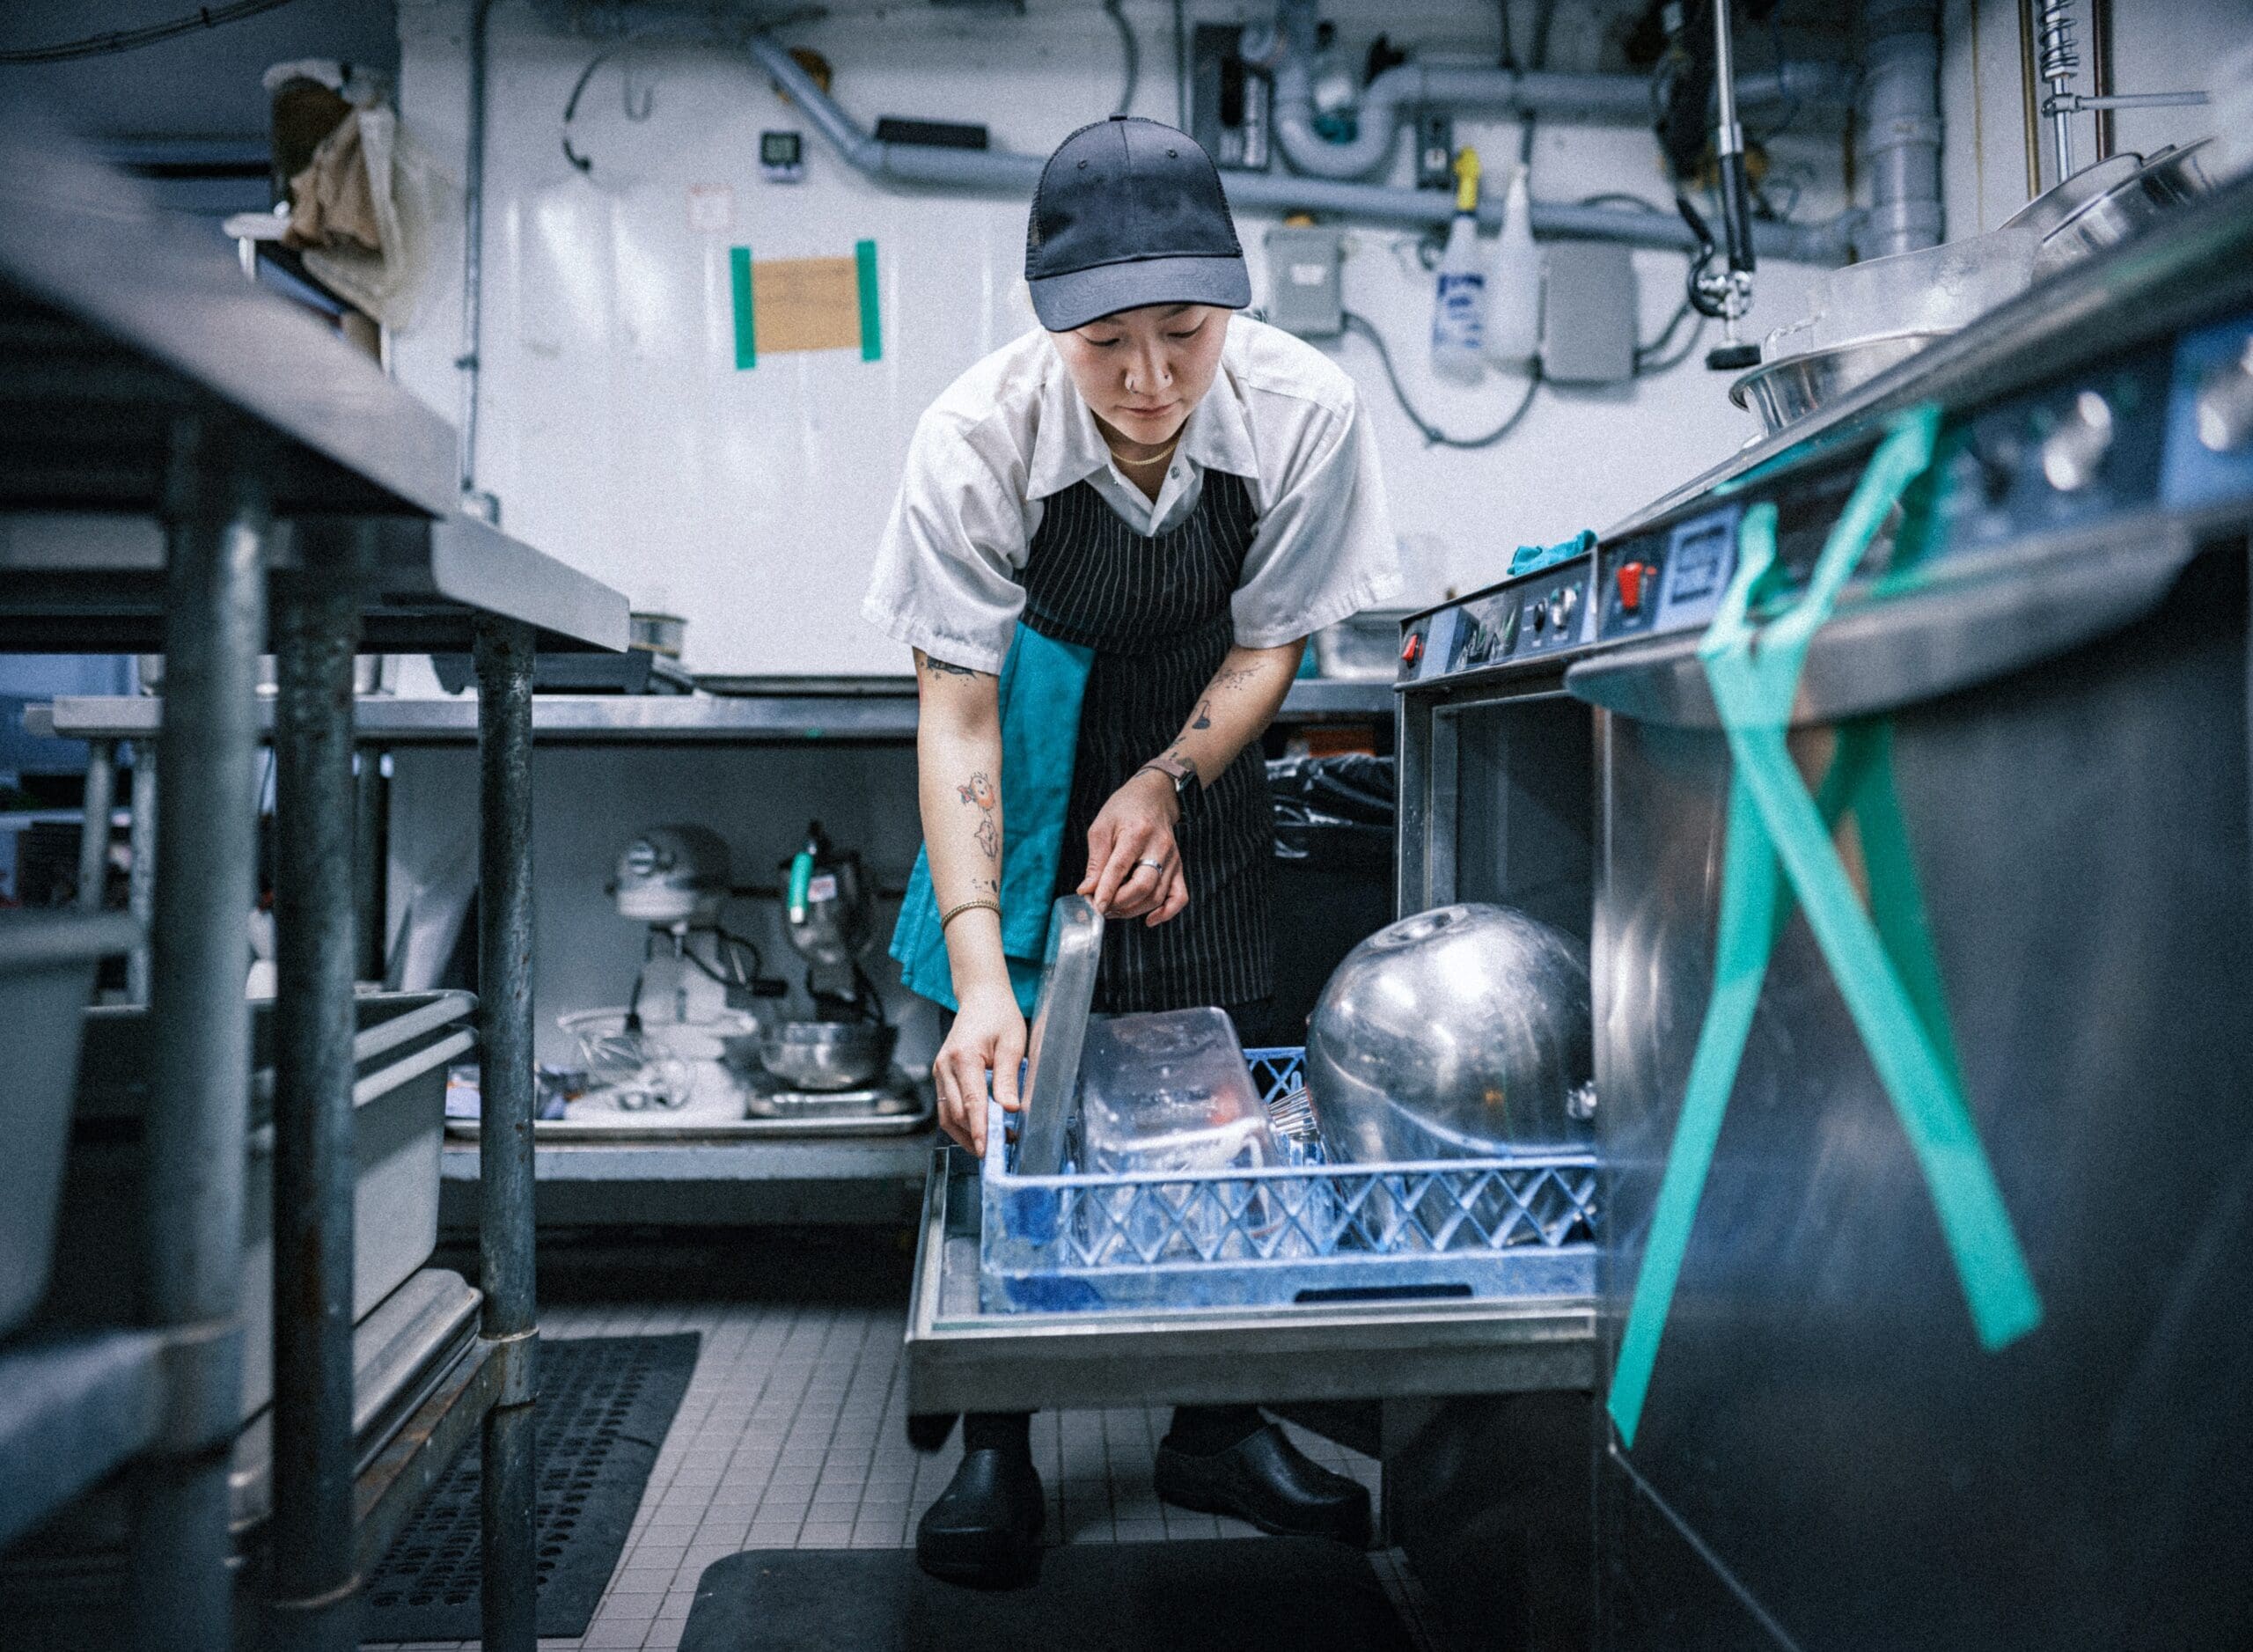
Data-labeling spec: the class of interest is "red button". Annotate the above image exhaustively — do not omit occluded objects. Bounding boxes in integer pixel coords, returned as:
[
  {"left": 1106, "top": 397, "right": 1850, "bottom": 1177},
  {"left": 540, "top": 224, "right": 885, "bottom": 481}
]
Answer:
[
  {"left": 1617, "top": 562, "right": 1648, "bottom": 613},
  {"left": 1401, "top": 632, "right": 1423, "bottom": 664}
]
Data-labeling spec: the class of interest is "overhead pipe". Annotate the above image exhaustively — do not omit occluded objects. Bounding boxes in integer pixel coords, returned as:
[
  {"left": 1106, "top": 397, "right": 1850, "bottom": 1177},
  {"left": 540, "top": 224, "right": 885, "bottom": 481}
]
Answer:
[
  {"left": 1858, "top": 0, "right": 1943, "bottom": 257},
  {"left": 742, "top": 33, "right": 1854, "bottom": 264},
  {"left": 1251, "top": 0, "right": 1853, "bottom": 186}
]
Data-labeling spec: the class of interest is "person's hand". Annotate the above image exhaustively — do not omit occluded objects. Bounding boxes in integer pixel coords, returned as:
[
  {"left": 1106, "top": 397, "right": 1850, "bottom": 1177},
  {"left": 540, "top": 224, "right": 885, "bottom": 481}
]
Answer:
[
  {"left": 1079, "top": 770, "right": 1191, "bottom": 926},
  {"left": 932, "top": 981, "right": 1025, "bottom": 1155}
]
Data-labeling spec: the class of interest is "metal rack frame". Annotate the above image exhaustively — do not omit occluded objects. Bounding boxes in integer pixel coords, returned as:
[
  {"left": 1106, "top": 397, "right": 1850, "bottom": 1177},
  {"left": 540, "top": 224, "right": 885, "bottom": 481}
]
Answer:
[
  {"left": 31, "top": 681, "right": 1396, "bottom": 1228},
  {"left": 0, "top": 106, "right": 627, "bottom": 1651}
]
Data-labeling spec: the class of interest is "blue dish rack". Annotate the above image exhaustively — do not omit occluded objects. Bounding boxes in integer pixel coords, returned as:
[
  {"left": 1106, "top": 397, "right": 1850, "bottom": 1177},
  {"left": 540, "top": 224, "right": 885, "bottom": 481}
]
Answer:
[{"left": 979, "top": 1048, "right": 1600, "bottom": 1314}]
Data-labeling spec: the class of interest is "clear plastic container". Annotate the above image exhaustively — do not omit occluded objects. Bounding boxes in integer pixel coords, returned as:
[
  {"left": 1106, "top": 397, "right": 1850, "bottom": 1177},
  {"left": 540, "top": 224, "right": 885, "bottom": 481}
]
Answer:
[{"left": 1078, "top": 1008, "right": 1279, "bottom": 1176}]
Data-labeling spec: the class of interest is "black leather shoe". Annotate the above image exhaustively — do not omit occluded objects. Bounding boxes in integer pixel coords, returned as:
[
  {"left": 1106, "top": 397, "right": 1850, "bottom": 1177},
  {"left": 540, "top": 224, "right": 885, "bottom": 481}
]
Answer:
[
  {"left": 1155, "top": 1423, "right": 1372, "bottom": 1547},
  {"left": 914, "top": 1448, "right": 1044, "bottom": 1589}
]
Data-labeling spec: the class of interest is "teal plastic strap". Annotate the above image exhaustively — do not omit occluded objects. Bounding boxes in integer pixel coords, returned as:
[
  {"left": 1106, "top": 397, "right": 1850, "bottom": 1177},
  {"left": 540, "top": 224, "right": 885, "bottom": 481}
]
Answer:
[{"left": 1608, "top": 408, "right": 2044, "bottom": 1448}]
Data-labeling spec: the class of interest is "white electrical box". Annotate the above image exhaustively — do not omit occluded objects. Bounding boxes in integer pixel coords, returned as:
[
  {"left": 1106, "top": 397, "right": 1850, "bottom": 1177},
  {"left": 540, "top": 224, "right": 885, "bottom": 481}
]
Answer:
[
  {"left": 1540, "top": 240, "right": 1638, "bottom": 384},
  {"left": 1264, "top": 224, "right": 1344, "bottom": 339}
]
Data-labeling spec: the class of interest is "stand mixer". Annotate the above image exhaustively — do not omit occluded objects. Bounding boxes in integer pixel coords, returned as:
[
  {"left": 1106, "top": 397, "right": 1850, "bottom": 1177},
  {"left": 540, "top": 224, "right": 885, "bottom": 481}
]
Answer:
[
  {"left": 573, "top": 825, "right": 781, "bottom": 1111},
  {"left": 754, "top": 822, "right": 903, "bottom": 1105}
]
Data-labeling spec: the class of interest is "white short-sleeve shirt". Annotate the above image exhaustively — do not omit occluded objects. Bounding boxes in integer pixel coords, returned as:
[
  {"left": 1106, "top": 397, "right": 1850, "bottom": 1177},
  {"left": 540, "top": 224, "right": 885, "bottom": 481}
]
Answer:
[{"left": 862, "top": 316, "right": 1402, "bottom": 674}]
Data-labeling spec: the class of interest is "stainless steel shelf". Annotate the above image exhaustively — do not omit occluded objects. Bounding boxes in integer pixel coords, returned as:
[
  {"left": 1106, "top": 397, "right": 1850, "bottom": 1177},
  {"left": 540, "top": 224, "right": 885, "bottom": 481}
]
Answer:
[
  {"left": 439, "top": 1136, "right": 934, "bottom": 1229},
  {"left": 0, "top": 102, "right": 585, "bottom": 1644},
  {"left": 0, "top": 1329, "right": 168, "bottom": 1554},
  {"left": 0, "top": 102, "right": 627, "bottom": 657},
  {"left": 34, "top": 678, "right": 1398, "bottom": 745}
]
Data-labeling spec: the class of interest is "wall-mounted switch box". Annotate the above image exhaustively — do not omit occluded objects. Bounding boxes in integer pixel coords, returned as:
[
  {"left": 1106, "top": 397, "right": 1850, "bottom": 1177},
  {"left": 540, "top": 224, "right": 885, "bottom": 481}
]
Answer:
[
  {"left": 1541, "top": 240, "right": 1638, "bottom": 384},
  {"left": 1415, "top": 113, "right": 1455, "bottom": 191},
  {"left": 1265, "top": 224, "right": 1344, "bottom": 338}
]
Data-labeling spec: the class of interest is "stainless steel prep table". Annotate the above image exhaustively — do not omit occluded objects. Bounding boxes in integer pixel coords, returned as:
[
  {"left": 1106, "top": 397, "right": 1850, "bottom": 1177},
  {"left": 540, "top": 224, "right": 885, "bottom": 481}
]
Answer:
[{"left": 0, "top": 105, "right": 627, "bottom": 1652}]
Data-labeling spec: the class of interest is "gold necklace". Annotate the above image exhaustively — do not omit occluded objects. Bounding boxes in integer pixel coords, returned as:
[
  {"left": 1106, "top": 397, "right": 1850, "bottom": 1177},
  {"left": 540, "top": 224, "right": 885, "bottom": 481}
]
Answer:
[{"left": 1110, "top": 438, "right": 1180, "bottom": 471}]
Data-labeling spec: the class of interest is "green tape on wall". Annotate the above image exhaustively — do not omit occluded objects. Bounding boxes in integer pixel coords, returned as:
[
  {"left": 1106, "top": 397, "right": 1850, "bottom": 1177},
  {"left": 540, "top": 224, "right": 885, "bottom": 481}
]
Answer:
[
  {"left": 730, "top": 246, "right": 755, "bottom": 371},
  {"left": 856, "top": 239, "right": 882, "bottom": 363}
]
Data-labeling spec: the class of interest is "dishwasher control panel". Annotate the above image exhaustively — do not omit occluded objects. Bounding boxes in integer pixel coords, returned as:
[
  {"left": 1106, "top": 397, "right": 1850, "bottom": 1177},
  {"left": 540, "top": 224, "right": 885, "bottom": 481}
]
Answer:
[
  {"left": 1397, "top": 561, "right": 1595, "bottom": 686},
  {"left": 1594, "top": 501, "right": 1743, "bottom": 643}
]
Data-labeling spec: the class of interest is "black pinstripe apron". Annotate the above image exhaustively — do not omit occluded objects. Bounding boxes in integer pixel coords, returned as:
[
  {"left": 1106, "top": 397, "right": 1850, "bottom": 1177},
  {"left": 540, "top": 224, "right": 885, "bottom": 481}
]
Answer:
[{"left": 1018, "top": 470, "right": 1272, "bottom": 1012}]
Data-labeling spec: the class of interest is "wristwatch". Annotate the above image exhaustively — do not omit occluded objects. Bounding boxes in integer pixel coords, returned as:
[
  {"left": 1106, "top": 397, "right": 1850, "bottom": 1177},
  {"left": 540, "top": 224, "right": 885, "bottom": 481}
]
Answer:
[{"left": 1137, "top": 753, "right": 1196, "bottom": 798}]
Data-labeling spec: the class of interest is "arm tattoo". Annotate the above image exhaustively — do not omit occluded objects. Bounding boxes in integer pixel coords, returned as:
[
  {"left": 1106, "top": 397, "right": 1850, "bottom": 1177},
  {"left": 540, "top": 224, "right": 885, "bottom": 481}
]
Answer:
[
  {"left": 974, "top": 816, "right": 999, "bottom": 859},
  {"left": 1210, "top": 664, "right": 1259, "bottom": 689},
  {"left": 956, "top": 772, "right": 996, "bottom": 810},
  {"left": 1190, "top": 699, "right": 1213, "bottom": 731},
  {"left": 921, "top": 655, "right": 988, "bottom": 679}
]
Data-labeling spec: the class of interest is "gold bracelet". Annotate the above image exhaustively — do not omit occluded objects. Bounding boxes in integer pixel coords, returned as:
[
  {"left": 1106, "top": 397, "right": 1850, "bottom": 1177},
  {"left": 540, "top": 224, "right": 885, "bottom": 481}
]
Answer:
[{"left": 939, "top": 897, "right": 1002, "bottom": 930}]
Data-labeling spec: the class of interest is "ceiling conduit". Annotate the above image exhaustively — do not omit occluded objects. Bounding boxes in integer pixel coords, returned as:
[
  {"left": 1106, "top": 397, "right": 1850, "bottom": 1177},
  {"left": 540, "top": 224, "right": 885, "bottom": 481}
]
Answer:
[
  {"left": 1252, "top": 0, "right": 1855, "bottom": 185},
  {"left": 740, "top": 32, "right": 1856, "bottom": 264}
]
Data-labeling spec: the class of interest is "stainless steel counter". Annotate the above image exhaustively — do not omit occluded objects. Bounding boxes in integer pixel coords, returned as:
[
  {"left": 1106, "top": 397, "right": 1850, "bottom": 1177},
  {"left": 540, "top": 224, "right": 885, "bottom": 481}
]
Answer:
[
  {"left": 0, "top": 103, "right": 626, "bottom": 656},
  {"left": 33, "top": 679, "right": 1397, "bottom": 744}
]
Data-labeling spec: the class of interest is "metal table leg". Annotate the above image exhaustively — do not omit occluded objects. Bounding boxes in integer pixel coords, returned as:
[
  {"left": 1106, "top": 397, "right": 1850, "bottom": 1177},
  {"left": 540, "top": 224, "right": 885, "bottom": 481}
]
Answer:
[
  {"left": 127, "top": 742, "right": 157, "bottom": 1002},
  {"left": 266, "top": 563, "right": 367, "bottom": 1650},
  {"left": 475, "top": 615, "right": 539, "bottom": 1652},
  {"left": 76, "top": 738, "right": 114, "bottom": 913},
  {"left": 126, "top": 449, "right": 264, "bottom": 1652}
]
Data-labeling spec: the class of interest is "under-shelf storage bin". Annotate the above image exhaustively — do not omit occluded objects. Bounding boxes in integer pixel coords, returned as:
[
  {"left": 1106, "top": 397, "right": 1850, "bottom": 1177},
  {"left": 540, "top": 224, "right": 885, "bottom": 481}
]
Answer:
[
  {"left": 48, "top": 989, "right": 475, "bottom": 1420},
  {"left": 979, "top": 1048, "right": 1599, "bottom": 1314},
  {"left": 0, "top": 911, "right": 139, "bottom": 1338}
]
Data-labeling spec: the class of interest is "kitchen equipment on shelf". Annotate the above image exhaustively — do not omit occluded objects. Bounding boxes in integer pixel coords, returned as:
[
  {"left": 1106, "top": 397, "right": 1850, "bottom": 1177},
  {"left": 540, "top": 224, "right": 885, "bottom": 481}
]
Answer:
[
  {"left": 1077, "top": 1008, "right": 1278, "bottom": 1176},
  {"left": 755, "top": 1018, "right": 899, "bottom": 1093},
  {"left": 1304, "top": 903, "right": 1592, "bottom": 1163},
  {"left": 2002, "top": 140, "right": 2218, "bottom": 273},
  {"left": 557, "top": 1005, "right": 765, "bottom": 1111},
  {"left": 781, "top": 820, "right": 878, "bottom": 984},
  {"left": 1729, "top": 333, "right": 1948, "bottom": 436},
  {"left": 607, "top": 822, "right": 784, "bottom": 1025},
  {"left": 1733, "top": 228, "right": 2037, "bottom": 434},
  {"left": 628, "top": 610, "right": 687, "bottom": 658},
  {"left": 731, "top": 820, "right": 906, "bottom": 1110}
]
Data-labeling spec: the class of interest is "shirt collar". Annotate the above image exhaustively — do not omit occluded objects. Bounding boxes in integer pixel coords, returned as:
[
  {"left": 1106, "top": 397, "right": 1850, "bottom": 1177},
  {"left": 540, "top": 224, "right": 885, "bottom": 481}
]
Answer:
[{"left": 1024, "top": 331, "right": 1260, "bottom": 502}]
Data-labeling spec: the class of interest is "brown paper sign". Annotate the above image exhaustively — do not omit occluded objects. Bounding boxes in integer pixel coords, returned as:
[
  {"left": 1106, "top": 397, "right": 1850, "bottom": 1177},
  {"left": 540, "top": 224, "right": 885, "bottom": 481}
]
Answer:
[{"left": 752, "top": 255, "right": 862, "bottom": 355}]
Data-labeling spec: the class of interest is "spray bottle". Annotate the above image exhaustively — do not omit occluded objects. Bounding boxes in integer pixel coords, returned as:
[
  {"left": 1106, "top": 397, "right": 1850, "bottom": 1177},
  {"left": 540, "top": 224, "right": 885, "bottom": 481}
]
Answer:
[
  {"left": 1430, "top": 147, "right": 1486, "bottom": 385},
  {"left": 1483, "top": 162, "right": 1542, "bottom": 371}
]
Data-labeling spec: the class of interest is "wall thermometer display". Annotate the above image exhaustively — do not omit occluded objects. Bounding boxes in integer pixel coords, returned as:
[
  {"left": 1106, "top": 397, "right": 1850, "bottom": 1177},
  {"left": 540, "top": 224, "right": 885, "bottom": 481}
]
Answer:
[{"left": 760, "top": 130, "right": 805, "bottom": 183}]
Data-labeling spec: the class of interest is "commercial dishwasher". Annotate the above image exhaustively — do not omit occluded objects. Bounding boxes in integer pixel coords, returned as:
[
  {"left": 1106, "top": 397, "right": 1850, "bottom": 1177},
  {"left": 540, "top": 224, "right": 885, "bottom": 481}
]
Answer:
[{"left": 1563, "top": 169, "right": 2253, "bottom": 1649}]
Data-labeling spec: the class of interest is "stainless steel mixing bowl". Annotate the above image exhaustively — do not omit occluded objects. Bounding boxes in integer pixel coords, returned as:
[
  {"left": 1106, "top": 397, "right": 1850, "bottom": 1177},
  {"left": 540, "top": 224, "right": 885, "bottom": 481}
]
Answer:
[
  {"left": 1304, "top": 903, "right": 1592, "bottom": 1161},
  {"left": 1728, "top": 332, "right": 1947, "bottom": 434},
  {"left": 757, "top": 1019, "right": 897, "bottom": 1091}
]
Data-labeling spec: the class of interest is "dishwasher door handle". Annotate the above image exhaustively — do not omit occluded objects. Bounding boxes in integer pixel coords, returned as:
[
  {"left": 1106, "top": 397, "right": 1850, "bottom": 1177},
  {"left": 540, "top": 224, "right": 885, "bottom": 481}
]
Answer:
[{"left": 1565, "top": 521, "right": 2203, "bottom": 731}]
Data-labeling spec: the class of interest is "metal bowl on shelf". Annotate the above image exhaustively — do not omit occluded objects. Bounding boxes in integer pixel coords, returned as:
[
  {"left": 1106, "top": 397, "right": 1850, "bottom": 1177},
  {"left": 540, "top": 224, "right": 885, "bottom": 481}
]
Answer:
[
  {"left": 2020, "top": 139, "right": 2218, "bottom": 271},
  {"left": 1304, "top": 902, "right": 1592, "bottom": 1162},
  {"left": 1728, "top": 332, "right": 1948, "bottom": 434},
  {"left": 756, "top": 1019, "right": 898, "bottom": 1092}
]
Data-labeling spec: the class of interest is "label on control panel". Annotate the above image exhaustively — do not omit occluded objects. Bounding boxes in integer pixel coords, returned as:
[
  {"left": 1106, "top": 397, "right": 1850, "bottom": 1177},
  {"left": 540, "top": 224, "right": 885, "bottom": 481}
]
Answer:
[{"left": 1662, "top": 508, "right": 1737, "bottom": 613}]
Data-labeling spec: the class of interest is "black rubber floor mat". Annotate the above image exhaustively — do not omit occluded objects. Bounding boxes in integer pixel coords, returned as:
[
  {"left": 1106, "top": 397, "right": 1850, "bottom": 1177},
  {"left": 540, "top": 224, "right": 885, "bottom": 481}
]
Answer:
[
  {"left": 360, "top": 1332, "right": 701, "bottom": 1641},
  {"left": 679, "top": 1538, "right": 1416, "bottom": 1652}
]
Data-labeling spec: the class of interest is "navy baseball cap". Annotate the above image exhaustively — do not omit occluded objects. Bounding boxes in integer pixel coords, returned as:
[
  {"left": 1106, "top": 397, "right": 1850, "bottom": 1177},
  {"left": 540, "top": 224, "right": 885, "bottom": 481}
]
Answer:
[{"left": 1025, "top": 115, "right": 1251, "bottom": 332}]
